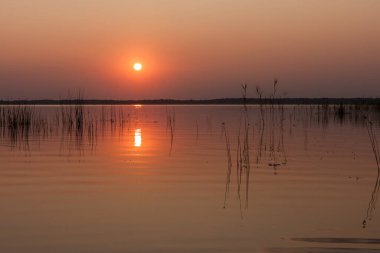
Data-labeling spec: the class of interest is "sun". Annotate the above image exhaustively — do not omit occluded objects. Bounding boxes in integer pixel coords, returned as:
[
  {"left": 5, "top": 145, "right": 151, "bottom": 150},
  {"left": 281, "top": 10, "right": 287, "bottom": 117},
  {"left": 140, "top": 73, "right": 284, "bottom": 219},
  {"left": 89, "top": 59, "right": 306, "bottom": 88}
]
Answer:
[{"left": 133, "top": 62, "right": 143, "bottom": 71}]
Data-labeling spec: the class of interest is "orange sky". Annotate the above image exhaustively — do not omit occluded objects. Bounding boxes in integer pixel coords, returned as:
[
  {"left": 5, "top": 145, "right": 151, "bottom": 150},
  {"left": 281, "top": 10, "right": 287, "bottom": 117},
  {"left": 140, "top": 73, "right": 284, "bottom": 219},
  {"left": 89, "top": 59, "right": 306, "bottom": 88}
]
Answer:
[{"left": 0, "top": 0, "right": 380, "bottom": 99}]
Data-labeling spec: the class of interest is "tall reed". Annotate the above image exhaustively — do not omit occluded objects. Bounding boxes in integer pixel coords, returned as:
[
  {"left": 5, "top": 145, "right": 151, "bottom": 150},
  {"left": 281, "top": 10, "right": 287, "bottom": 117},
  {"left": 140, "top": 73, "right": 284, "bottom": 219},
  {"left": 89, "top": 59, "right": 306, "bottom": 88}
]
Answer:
[{"left": 222, "top": 122, "right": 232, "bottom": 208}]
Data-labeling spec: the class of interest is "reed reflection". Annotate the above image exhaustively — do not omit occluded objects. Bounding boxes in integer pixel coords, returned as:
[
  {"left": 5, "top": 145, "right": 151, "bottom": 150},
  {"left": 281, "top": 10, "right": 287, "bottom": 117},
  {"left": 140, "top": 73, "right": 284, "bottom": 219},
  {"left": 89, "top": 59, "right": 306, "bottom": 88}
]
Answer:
[
  {"left": 134, "top": 128, "right": 142, "bottom": 147},
  {"left": 362, "top": 118, "right": 380, "bottom": 228},
  {"left": 166, "top": 107, "right": 175, "bottom": 153}
]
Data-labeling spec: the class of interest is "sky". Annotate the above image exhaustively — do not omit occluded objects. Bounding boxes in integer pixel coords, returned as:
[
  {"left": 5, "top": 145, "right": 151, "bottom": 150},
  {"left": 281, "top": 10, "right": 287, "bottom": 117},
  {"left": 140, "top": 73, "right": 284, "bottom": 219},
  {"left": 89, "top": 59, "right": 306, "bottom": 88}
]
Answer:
[{"left": 0, "top": 0, "right": 380, "bottom": 99}]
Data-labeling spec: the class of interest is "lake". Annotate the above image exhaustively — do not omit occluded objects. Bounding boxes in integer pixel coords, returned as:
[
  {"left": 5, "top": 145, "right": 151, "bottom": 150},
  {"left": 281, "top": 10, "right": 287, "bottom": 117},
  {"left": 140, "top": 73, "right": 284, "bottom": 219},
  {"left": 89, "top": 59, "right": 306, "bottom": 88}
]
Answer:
[{"left": 0, "top": 104, "right": 380, "bottom": 253}]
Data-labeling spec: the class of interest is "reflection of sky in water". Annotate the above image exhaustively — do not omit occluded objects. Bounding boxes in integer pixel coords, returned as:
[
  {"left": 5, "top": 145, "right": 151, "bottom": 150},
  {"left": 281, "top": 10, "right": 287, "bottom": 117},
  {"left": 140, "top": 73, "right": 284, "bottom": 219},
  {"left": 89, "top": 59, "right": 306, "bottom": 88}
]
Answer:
[
  {"left": 134, "top": 128, "right": 142, "bottom": 147},
  {"left": 1, "top": 105, "right": 380, "bottom": 252}
]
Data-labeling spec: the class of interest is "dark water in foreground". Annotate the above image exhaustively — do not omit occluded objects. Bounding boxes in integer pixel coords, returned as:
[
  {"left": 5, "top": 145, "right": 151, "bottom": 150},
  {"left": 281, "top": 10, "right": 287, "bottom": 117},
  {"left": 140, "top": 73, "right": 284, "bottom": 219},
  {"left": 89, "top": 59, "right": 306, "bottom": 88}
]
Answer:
[{"left": 0, "top": 105, "right": 380, "bottom": 253}]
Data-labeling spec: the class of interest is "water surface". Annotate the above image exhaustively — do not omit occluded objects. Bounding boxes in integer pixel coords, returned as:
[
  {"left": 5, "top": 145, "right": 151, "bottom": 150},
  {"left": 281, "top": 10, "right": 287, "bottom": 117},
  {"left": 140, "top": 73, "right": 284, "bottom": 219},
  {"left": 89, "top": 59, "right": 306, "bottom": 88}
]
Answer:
[{"left": 0, "top": 105, "right": 380, "bottom": 253}]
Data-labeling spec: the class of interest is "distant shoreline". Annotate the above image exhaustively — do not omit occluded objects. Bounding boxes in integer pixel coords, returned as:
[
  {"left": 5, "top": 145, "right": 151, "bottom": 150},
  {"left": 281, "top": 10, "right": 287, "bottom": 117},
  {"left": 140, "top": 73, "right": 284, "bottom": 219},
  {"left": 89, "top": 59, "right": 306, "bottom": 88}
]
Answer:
[{"left": 0, "top": 98, "right": 379, "bottom": 105}]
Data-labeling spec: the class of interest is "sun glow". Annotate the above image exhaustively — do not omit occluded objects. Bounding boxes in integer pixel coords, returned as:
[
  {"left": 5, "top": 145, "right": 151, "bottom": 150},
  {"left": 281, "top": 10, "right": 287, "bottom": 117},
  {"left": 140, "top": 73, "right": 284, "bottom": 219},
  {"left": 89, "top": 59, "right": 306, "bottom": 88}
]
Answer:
[{"left": 133, "top": 63, "right": 143, "bottom": 71}]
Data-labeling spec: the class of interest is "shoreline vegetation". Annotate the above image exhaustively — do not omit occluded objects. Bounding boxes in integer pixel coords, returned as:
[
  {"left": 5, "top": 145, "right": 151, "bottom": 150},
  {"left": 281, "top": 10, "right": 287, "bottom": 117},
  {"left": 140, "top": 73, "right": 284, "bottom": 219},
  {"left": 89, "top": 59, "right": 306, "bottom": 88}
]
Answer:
[{"left": 0, "top": 97, "right": 379, "bottom": 105}]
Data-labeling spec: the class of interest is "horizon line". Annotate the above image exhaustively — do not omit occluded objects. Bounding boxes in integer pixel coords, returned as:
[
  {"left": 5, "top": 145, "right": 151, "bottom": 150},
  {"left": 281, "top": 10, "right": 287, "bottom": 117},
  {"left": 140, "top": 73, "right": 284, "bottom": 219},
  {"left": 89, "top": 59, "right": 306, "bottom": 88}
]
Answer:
[{"left": 0, "top": 97, "right": 379, "bottom": 105}]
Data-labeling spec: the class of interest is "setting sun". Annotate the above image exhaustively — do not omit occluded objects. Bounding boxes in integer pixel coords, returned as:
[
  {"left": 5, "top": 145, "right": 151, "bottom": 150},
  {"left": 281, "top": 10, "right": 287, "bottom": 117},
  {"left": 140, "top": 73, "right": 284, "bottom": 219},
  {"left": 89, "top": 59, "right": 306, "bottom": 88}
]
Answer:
[{"left": 133, "top": 63, "right": 143, "bottom": 71}]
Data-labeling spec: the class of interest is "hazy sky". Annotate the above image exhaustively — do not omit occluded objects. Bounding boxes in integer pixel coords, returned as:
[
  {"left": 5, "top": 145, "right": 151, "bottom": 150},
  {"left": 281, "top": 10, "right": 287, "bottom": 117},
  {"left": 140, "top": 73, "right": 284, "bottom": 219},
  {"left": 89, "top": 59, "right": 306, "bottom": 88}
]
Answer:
[{"left": 1, "top": 0, "right": 380, "bottom": 99}]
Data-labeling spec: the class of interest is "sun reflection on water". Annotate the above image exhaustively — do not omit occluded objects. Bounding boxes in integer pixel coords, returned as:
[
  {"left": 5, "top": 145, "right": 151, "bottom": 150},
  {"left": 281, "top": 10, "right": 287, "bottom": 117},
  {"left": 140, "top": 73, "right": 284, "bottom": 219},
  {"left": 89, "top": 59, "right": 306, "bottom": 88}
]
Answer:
[{"left": 134, "top": 129, "right": 142, "bottom": 147}]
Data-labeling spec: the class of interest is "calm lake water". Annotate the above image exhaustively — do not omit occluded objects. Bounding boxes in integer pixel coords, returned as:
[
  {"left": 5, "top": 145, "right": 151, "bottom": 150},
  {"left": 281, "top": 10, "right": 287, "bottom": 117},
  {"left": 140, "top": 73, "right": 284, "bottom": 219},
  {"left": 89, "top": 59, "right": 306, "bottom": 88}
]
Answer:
[{"left": 1, "top": 105, "right": 380, "bottom": 253}]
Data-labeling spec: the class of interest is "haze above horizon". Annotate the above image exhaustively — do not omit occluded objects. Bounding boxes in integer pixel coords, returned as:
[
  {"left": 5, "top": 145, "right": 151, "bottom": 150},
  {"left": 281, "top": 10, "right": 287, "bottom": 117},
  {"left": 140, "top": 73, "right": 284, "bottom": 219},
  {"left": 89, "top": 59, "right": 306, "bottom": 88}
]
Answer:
[{"left": 1, "top": 0, "right": 380, "bottom": 99}]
